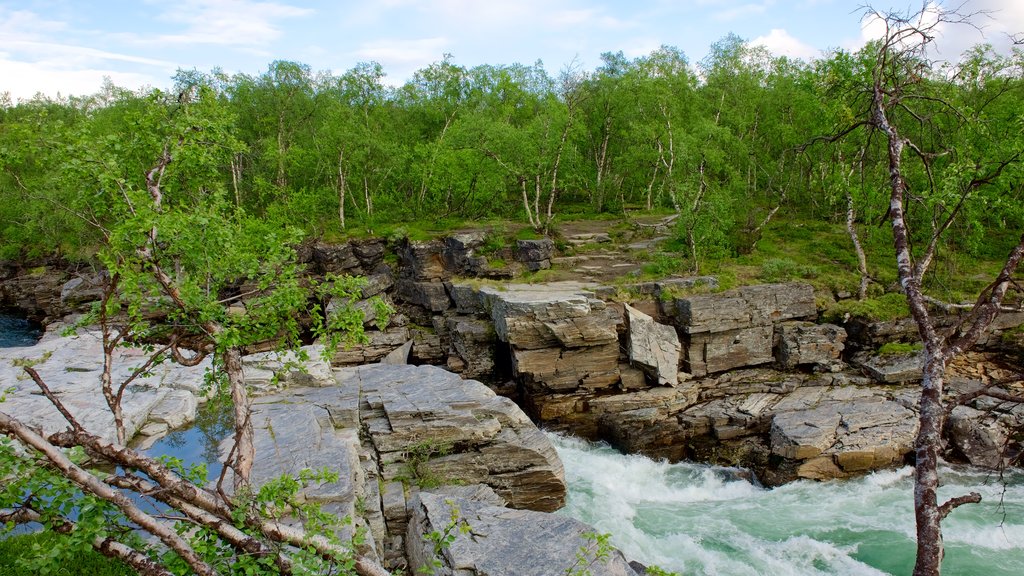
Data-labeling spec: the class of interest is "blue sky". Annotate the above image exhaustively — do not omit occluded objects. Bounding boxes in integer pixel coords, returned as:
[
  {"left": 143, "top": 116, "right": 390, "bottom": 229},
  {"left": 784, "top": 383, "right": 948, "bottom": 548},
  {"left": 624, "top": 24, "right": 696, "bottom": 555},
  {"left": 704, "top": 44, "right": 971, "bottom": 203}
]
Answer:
[{"left": 2, "top": 1, "right": 1022, "bottom": 101}]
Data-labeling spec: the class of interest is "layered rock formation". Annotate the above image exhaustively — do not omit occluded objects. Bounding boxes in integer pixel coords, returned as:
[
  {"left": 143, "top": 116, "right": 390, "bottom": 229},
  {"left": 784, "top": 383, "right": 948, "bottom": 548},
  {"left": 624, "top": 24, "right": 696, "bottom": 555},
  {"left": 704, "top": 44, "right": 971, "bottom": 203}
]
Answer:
[{"left": 4, "top": 232, "right": 1023, "bottom": 486}]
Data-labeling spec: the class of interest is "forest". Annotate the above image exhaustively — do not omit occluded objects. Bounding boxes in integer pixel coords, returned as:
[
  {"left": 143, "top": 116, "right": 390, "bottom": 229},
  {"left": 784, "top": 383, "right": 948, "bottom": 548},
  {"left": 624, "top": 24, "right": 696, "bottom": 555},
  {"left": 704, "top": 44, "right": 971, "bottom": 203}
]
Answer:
[{"left": 1, "top": 32, "right": 1022, "bottom": 279}]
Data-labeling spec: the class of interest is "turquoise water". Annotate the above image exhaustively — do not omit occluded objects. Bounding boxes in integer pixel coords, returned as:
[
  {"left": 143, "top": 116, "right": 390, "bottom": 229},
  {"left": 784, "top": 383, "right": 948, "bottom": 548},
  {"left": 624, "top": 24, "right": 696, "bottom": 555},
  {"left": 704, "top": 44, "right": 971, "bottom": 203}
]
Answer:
[{"left": 551, "top": 433, "right": 1024, "bottom": 576}]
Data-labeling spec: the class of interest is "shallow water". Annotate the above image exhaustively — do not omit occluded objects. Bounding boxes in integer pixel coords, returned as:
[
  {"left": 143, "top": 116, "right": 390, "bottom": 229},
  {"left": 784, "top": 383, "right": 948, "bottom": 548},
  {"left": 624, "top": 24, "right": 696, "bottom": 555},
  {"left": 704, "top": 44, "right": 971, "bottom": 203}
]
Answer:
[{"left": 551, "top": 432, "right": 1024, "bottom": 576}]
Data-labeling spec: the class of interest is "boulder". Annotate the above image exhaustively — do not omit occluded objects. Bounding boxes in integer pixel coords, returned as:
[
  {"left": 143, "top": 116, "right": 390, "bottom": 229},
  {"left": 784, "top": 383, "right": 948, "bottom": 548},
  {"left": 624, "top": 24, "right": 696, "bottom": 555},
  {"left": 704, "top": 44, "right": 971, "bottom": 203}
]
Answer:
[
  {"left": 407, "top": 490, "right": 640, "bottom": 576},
  {"left": 770, "top": 395, "right": 918, "bottom": 480},
  {"left": 948, "top": 403, "right": 1023, "bottom": 469},
  {"left": 446, "top": 317, "right": 497, "bottom": 380},
  {"left": 344, "top": 364, "right": 566, "bottom": 512},
  {"left": 443, "top": 232, "right": 489, "bottom": 276},
  {"left": 685, "top": 325, "right": 774, "bottom": 376},
  {"left": 479, "top": 282, "right": 619, "bottom": 350},
  {"left": 330, "top": 325, "right": 412, "bottom": 365},
  {"left": 624, "top": 304, "right": 680, "bottom": 386},
  {"left": 515, "top": 238, "right": 555, "bottom": 272},
  {"left": 775, "top": 321, "right": 847, "bottom": 371},
  {"left": 313, "top": 242, "right": 361, "bottom": 274},
  {"left": 396, "top": 279, "right": 451, "bottom": 313},
  {"left": 668, "top": 283, "right": 816, "bottom": 334},
  {"left": 854, "top": 351, "right": 924, "bottom": 383}
]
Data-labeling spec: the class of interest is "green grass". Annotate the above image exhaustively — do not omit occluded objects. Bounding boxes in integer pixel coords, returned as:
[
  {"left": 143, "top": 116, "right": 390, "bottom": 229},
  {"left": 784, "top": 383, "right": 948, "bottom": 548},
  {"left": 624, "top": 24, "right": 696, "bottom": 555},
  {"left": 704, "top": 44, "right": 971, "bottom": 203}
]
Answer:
[
  {"left": 877, "top": 342, "right": 923, "bottom": 355},
  {"left": 822, "top": 292, "right": 911, "bottom": 323},
  {"left": 0, "top": 532, "right": 135, "bottom": 576}
]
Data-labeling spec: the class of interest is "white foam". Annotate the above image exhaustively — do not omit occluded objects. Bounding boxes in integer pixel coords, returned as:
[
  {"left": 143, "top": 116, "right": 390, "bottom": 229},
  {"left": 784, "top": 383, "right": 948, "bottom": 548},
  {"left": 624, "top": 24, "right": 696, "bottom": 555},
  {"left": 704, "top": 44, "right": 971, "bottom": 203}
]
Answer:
[{"left": 550, "top": 432, "right": 1024, "bottom": 575}]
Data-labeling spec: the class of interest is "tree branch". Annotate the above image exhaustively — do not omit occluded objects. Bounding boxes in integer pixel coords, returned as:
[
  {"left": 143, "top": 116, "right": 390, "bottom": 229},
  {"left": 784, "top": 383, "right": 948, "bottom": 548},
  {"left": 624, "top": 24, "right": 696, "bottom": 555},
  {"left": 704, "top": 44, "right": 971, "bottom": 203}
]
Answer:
[
  {"left": 0, "top": 411, "right": 218, "bottom": 576},
  {"left": 938, "top": 492, "right": 982, "bottom": 520}
]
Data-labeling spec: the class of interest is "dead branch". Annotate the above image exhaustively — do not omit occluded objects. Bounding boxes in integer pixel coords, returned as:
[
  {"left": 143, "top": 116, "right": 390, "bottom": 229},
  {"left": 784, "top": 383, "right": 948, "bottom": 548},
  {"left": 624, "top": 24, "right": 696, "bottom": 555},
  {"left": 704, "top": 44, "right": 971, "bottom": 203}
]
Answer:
[{"left": 938, "top": 492, "right": 983, "bottom": 520}]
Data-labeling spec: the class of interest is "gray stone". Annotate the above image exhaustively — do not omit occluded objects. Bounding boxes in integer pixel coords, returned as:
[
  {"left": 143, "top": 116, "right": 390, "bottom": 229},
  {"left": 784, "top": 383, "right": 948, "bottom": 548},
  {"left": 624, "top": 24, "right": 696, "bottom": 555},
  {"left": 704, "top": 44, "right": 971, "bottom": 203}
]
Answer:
[
  {"left": 855, "top": 352, "right": 924, "bottom": 383},
  {"left": 147, "top": 389, "right": 198, "bottom": 430},
  {"left": 397, "top": 239, "right": 447, "bottom": 281},
  {"left": 515, "top": 238, "right": 554, "bottom": 262},
  {"left": 446, "top": 317, "right": 496, "bottom": 380},
  {"left": 480, "top": 282, "right": 618, "bottom": 350},
  {"left": 443, "top": 232, "right": 488, "bottom": 275},
  {"left": 380, "top": 340, "right": 414, "bottom": 365},
  {"left": 330, "top": 326, "right": 412, "bottom": 365},
  {"left": 948, "top": 404, "right": 1019, "bottom": 469},
  {"left": 351, "top": 239, "right": 387, "bottom": 267},
  {"left": 313, "top": 242, "right": 361, "bottom": 274},
  {"left": 406, "top": 491, "right": 640, "bottom": 576},
  {"left": 669, "top": 282, "right": 816, "bottom": 334},
  {"left": 396, "top": 279, "right": 451, "bottom": 312},
  {"left": 775, "top": 321, "right": 847, "bottom": 370},
  {"left": 770, "top": 396, "right": 918, "bottom": 479},
  {"left": 625, "top": 304, "right": 680, "bottom": 387},
  {"left": 0, "top": 328, "right": 207, "bottom": 444},
  {"left": 338, "top": 364, "right": 566, "bottom": 512},
  {"left": 513, "top": 343, "right": 620, "bottom": 391},
  {"left": 684, "top": 325, "right": 774, "bottom": 376}
]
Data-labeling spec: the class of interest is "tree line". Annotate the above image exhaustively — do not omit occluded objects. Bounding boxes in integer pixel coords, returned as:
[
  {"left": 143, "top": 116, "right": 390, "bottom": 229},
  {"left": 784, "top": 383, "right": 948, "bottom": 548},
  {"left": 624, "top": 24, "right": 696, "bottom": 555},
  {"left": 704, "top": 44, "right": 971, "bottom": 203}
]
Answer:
[{"left": 2, "top": 32, "right": 1021, "bottom": 270}]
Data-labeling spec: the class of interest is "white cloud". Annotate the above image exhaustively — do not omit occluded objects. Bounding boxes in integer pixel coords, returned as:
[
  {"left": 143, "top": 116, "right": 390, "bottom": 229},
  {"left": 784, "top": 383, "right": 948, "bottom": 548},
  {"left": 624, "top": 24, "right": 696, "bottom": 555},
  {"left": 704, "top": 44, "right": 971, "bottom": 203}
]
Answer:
[
  {"left": 845, "top": 0, "right": 1024, "bottom": 62},
  {"left": 0, "top": 56, "right": 160, "bottom": 101},
  {"left": 149, "top": 0, "right": 312, "bottom": 46},
  {"left": 751, "top": 28, "right": 819, "bottom": 60},
  {"left": 712, "top": 1, "right": 775, "bottom": 22},
  {"left": 353, "top": 37, "right": 450, "bottom": 85}
]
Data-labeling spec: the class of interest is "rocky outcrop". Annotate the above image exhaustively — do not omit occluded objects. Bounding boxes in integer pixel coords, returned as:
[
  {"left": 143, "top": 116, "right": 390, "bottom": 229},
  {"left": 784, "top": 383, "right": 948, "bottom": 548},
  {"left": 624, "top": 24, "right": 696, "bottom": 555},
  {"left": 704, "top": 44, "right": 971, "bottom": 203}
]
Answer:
[
  {"left": 515, "top": 239, "right": 554, "bottom": 272},
  {"left": 231, "top": 362, "right": 571, "bottom": 572}
]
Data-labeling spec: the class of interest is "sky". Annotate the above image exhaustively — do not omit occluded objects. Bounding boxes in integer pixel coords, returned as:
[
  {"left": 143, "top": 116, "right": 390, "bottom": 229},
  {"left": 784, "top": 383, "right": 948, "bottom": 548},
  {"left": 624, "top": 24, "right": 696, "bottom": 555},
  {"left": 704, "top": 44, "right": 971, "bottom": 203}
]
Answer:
[{"left": 1, "top": 0, "right": 1023, "bottom": 101}]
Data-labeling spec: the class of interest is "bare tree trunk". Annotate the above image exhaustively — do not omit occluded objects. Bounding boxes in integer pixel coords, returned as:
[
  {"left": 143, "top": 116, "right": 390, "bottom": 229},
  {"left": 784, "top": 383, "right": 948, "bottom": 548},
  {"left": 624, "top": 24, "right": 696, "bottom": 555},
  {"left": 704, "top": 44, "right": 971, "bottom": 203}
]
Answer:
[
  {"left": 337, "top": 149, "right": 346, "bottom": 229},
  {"left": 846, "top": 187, "right": 870, "bottom": 300},
  {"left": 230, "top": 153, "right": 243, "bottom": 208},
  {"left": 224, "top": 346, "right": 253, "bottom": 488}
]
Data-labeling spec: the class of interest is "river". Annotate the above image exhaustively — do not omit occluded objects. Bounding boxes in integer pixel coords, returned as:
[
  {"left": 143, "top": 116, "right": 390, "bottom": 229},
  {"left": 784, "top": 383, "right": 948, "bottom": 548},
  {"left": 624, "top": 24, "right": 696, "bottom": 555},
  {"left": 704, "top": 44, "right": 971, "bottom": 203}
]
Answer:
[
  {"left": 550, "top": 433, "right": 1024, "bottom": 576},
  {"left": 0, "top": 312, "right": 42, "bottom": 348}
]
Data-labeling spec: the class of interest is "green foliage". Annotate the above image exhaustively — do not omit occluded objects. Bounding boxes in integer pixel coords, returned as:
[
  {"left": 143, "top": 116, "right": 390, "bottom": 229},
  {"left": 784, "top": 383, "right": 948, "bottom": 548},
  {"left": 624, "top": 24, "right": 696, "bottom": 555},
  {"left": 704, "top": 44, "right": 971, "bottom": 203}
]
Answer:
[
  {"left": 418, "top": 499, "right": 470, "bottom": 575},
  {"left": 823, "top": 293, "right": 911, "bottom": 323},
  {"left": 564, "top": 531, "right": 613, "bottom": 576},
  {"left": 0, "top": 531, "right": 134, "bottom": 576},
  {"left": 877, "top": 342, "right": 924, "bottom": 356},
  {"left": 759, "top": 257, "right": 819, "bottom": 282},
  {"left": 401, "top": 440, "right": 455, "bottom": 489}
]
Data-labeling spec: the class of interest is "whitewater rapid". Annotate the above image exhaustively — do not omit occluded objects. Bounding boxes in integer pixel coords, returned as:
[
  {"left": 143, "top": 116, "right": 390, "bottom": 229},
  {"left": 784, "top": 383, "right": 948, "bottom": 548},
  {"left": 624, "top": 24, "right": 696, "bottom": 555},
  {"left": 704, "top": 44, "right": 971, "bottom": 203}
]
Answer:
[{"left": 550, "top": 433, "right": 1024, "bottom": 576}]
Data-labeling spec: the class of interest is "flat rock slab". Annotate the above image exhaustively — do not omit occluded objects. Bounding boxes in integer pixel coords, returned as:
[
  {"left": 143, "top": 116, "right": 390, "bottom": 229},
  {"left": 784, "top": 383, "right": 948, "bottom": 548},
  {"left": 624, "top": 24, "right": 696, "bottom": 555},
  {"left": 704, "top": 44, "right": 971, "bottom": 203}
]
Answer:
[
  {"left": 855, "top": 352, "right": 924, "bottom": 383},
  {"left": 407, "top": 490, "right": 640, "bottom": 576},
  {"left": 473, "top": 282, "right": 620, "bottom": 350},
  {"left": 668, "top": 282, "right": 816, "bottom": 334},
  {"left": 0, "top": 328, "right": 207, "bottom": 443}
]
